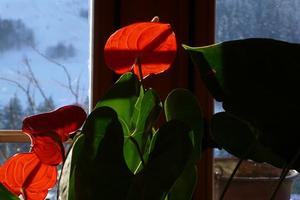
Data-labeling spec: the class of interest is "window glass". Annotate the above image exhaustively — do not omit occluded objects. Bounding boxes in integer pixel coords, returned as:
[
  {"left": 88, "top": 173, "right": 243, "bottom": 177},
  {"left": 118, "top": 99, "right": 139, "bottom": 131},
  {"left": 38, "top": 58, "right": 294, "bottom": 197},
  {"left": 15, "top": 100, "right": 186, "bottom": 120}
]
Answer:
[
  {"left": 0, "top": 0, "right": 90, "bottom": 129},
  {"left": 215, "top": 0, "right": 300, "bottom": 199},
  {"left": 0, "top": 1, "right": 90, "bottom": 199}
]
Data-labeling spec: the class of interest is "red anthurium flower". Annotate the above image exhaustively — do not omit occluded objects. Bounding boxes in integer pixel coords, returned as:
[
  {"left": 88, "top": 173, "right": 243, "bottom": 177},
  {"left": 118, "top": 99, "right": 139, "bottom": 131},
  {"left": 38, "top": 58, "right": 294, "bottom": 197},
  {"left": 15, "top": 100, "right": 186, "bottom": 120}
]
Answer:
[
  {"left": 23, "top": 105, "right": 87, "bottom": 141},
  {"left": 22, "top": 105, "right": 87, "bottom": 165},
  {"left": 0, "top": 153, "right": 57, "bottom": 200},
  {"left": 31, "top": 133, "right": 65, "bottom": 165},
  {"left": 104, "top": 22, "right": 177, "bottom": 79}
]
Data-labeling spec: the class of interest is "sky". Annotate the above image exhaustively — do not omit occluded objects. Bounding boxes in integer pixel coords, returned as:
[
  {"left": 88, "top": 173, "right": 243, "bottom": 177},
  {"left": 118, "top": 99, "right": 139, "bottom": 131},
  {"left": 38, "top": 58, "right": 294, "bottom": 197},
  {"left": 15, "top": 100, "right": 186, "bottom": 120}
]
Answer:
[{"left": 0, "top": 0, "right": 90, "bottom": 109}]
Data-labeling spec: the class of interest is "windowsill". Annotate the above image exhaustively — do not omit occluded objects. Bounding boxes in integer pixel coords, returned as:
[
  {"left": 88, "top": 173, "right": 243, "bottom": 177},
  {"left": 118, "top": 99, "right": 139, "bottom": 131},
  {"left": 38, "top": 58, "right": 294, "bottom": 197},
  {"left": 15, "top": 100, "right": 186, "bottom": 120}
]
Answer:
[{"left": 0, "top": 130, "right": 30, "bottom": 143}]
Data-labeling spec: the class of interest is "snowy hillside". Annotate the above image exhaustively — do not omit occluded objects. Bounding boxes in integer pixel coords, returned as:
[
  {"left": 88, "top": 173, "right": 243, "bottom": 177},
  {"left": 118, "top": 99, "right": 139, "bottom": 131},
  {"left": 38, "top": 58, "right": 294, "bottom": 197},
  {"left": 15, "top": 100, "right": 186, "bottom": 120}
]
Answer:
[{"left": 0, "top": 0, "right": 90, "bottom": 108}]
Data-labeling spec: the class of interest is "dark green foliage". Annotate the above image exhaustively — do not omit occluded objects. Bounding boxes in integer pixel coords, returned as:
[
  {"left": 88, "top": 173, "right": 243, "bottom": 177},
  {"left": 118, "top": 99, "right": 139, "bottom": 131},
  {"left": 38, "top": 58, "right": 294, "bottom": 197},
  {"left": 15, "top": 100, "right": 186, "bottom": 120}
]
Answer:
[
  {"left": 0, "top": 183, "right": 19, "bottom": 200},
  {"left": 127, "top": 120, "right": 193, "bottom": 200},
  {"left": 184, "top": 38, "right": 300, "bottom": 170},
  {"left": 164, "top": 88, "right": 204, "bottom": 199},
  {"left": 165, "top": 88, "right": 204, "bottom": 159},
  {"left": 58, "top": 73, "right": 203, "bottom": 200},
  {"left": 58, "top": 134, "right": 85, "bottom": 200},
  {"left": 74, "top": 107, "right": 133, "bottom": 200}
]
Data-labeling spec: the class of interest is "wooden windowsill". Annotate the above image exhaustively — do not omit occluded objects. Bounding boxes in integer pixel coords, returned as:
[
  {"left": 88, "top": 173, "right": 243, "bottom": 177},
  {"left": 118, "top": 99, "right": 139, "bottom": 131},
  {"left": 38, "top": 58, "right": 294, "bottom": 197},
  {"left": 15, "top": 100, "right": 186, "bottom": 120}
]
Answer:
[
  {"left": 0, "top": 130, "right": 30, "bottom": 143},
  {"left": 0, "top": 130, "right": 74, "bottom": 143}
]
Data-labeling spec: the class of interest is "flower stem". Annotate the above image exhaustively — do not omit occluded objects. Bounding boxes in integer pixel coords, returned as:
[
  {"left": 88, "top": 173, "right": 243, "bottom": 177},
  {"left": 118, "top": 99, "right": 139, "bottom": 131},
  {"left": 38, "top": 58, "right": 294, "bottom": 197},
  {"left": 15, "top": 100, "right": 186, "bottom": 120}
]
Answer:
[
  {"left": 270, "top": 147, "right": 300, "bottom": 200},
  {"left": 220, "top": 158, "right": 243, "bottom": 200},
  {"left": 136, "top": 57, "right": 146, "bottom": 92}
]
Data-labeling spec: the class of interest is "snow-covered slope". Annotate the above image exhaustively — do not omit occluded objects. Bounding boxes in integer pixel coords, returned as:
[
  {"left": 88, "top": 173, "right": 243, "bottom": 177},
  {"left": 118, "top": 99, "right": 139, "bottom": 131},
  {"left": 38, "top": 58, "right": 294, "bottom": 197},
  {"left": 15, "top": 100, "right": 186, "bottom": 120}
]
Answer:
[{"left": 0, "top": 0, "right": 90, "bottom": 108}]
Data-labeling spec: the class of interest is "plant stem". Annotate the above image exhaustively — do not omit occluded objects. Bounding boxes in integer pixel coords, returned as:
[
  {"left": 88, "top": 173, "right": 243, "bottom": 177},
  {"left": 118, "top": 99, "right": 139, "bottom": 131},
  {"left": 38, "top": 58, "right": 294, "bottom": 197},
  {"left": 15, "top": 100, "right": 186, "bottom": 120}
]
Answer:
[
  {"left": 136, "top": 57, "right": 146, "bottom": 89},
  {"left": 220, "top": 158, "right": 243, "bottom": 200},
  {"left": 129, "top": 136, "right": 146, "bottom": 169},
  {"left": 270, "top": 147, "right": 300, "bottom": 200}
]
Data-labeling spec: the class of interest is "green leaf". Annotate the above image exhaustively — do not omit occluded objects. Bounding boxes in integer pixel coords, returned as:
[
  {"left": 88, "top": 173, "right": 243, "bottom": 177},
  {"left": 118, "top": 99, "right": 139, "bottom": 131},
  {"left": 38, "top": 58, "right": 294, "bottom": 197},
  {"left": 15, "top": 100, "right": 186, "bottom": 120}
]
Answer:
[
  {"left": 164, "top": 88, "right": 203, "bottom": 160},
  {"left": 58, "top": 133, "right": 85, "bottom": 200},
  {"left": 185, "top": 39, "right": 300, "bottom": 168},
  {"left": 182, "top": 43, "right": 223, "bottom": 84},
  {"left": 182, "top": 44, "right": 224, "bottom": 101},
  {"left": 130, "top": 85, "right": 145, "bottom": 128},
  {"left": 133, "top": 88, "right": 162, "bottom": 143},
  {"left": 124, "top": 88, "right": 162, "bottom": 173},
  {"left": 164, "top": 89, "right": 202, "bottom": 200},
  {"left": 96, "top": 72, "right": 140, "bottom": 135},
  {"left": 212, "top": 112, "right": 256, "bottom": 158},
  {"left": 167, "top": 164, "right": 197, "bottom": 200},
  {"left": 212, "top": 112, "right": 286, "bottom": 168},
  {"left": 0, "top": 183, "right": 19, "bottom": 200},
  {"left": 75, "top": 107, "right": 133, "bottom": 199},
  {"left": 127, "top": 120, "right": 193, "bottom": 200}
]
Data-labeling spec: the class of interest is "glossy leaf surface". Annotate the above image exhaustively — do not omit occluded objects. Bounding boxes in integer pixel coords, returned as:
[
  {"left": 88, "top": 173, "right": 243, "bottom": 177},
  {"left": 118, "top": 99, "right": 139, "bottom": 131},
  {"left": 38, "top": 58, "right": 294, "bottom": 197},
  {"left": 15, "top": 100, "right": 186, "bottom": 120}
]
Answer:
[
  {"left": 96, "top": 73, "right": 161, "bottom": 172},
  {"left": 104, "top": 22, "right": 177, "bottom": 78},
  {"left": 96, "top": 72, "right": 140, "bottom": 134},
  {"left": 164, "top": 89, "right": 203, "bottom": 199},
  {"left": 124, "top": 88, "right": 162, "bottom": 172},
  {"left": 58, "top": 134, "right": 85, "bottom": 200},
  {"left": 75, "top": 107, "right": 133, "bottom": 199},
  {"left": 164, "top": 88, "right": 203, "bottom": 160},
  {"left": 0, "top": 153, "right": 57, "bottom": 200}
]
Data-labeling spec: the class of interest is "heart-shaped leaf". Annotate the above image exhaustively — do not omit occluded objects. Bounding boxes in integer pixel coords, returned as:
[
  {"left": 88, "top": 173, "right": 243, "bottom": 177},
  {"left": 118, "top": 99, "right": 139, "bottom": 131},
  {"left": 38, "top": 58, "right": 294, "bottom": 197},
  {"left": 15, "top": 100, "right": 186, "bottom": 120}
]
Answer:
[
  {"left": 96, "top": 72, "right": 140, "bottom": 136},
  {"left": 164, "top": 88, "right": 204, "bottom": 160},
  {"left": 182, "top": 44, "right": 224, "bottom": 101},
  {"left": 104, "top": 22, "right": 177, "bottom": 79},
  {"left": 75, "top": 107, "right": 133, "bottom": 199},
  {"left": 212, "top": 112, "right": 286, "bottom": 168},
  {"left": 184, "top": 38, "right": 300, "bottom": 169}
]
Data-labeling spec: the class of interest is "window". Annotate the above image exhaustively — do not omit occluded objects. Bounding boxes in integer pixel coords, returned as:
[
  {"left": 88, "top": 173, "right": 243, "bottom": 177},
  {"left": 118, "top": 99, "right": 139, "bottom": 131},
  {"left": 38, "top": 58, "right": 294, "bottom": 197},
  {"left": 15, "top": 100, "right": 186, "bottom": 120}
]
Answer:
[
  {"left": 214, "top": 0, "right": 300, "bottom": 199},
  {"left": 0, "top": 0, "right": 215, "bottom": 199},
  {"left": 0, "top": 1, "right": 90, "bottom": 199}
]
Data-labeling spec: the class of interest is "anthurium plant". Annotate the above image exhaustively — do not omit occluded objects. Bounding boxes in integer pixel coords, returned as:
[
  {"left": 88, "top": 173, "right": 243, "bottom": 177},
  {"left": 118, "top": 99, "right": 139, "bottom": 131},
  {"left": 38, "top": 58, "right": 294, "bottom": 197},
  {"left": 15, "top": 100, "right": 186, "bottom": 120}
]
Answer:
[
  {"left": 184, "top": 38, "right": 300, "bottom": 198},
  {"left": 0, "top": 18, "right": 204, "bottom": 200}
]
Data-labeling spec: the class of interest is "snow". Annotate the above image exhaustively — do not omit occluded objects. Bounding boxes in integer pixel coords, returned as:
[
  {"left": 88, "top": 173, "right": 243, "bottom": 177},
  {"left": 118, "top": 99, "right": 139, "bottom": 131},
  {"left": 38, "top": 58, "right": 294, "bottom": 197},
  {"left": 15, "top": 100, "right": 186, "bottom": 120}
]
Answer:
[{"left": 0, "top": 0, "right": 90, "bottom": 108}]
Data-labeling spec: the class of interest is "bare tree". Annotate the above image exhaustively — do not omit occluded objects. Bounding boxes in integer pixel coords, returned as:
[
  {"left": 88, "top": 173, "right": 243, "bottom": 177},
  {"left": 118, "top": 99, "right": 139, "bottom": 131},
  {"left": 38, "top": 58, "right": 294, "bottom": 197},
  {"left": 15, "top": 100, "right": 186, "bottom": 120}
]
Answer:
[
  {"left": 0, "top": 46, "right": 87, "bottom": 116},
  {"left": 32, "top": 46, "right": 83, "bottom": 104}
]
